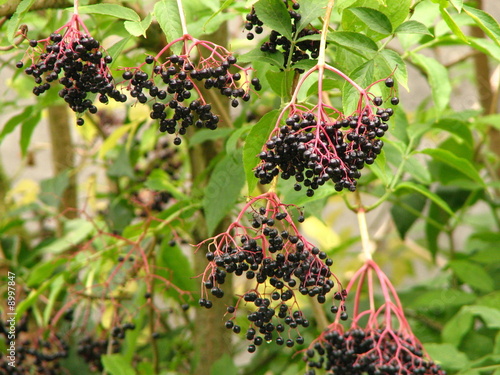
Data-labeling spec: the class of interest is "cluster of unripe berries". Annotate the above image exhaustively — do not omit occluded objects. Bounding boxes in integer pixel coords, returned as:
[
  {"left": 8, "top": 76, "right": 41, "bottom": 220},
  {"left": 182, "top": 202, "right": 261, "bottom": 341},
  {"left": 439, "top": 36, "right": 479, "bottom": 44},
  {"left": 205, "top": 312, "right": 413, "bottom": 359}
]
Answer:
[
  {"left": 197, "top": 193, "right": 346, "bottom": 351},
  {"left": 245, "top": 1, "right": 321, "bottom": 67},
  {"left": 18, "top": 32, "right": 125, "bottom": 126},
  {"left": 121, "top": 52, "right": 260, "bottom": 145},
  {"left": 255, "top": 80, "right": 398, "bottom": 194},
  {"left": 304, "top": 328, "right": 446, "bottom": 375}
]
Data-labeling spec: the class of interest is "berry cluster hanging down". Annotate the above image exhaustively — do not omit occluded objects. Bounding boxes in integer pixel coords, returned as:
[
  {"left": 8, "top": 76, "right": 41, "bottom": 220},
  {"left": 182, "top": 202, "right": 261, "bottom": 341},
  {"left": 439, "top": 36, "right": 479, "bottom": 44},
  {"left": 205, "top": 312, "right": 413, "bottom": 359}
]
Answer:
[
  {"left": 255, "top": 69, "right": 399, "bottom": 194},
  {"left": 121, "top": 35, "right": 261, "bottom": 145},
  {"left": 304, "top": 260, "right": 446, "bottom": 375},
  {"left": 195, "top": 191, "right": 346, "bottom": 352},
  {"left": 17, "top": 14, "right": 125, "bottom": 126}
]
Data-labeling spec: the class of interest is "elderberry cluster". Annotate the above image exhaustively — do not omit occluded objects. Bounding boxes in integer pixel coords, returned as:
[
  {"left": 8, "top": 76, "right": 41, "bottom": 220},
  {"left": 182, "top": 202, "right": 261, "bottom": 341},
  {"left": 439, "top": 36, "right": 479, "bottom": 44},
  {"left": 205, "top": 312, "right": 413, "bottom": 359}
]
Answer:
[
  {"left": 18, "top": 33, "right": 125, "bottom": 125},
  {"left": 245, "top": 1, "right": 321, "bottom": 67},
  {"left": 255, "top": 91, "right": 398, "bottom": 194},
  {"left": 123, "top": 54, "right": 261, "bottom": 145},
  {"left": 305, "top": 329, "right": 446, "bottom": 375},
  {"left": 198, "top": 194, "right": 346, "bottom": 351}
]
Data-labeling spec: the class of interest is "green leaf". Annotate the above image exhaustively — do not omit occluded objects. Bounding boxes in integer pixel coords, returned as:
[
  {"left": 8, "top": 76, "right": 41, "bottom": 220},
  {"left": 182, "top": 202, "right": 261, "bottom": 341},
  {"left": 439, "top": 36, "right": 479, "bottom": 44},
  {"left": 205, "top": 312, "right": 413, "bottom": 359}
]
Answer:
[
  {"left": 410, "top": 53, "right": 451, "bottom": 114},
  {"left": 424, "top": 343, "right": 470, "bottom": 370},
  {"left": 449, "top": 260, "right": 495, "bottom": 292},
  {"left": 368, "top": 149, "right": 390, "bottom": 186},
  {"left": 78, "top": 4, "right": 141, "bottom": 21},
  {"left": 328, "top": 31, "right": 378, "bottom": 58},
  {"left": 463, "top": 5, "right": 500, "bottom": 47},
  {"left": 346, "top": 7, "right": 393, "bottom": 35},
  {"left": 102, "top": 354, "right": 135, "bottom": 375},
  {"left": 107, "top": 146, "right": 135, "bottom": 179},
  {"left": 39, "top": 170, "right": 70, "bottom": 208},
  {"left": 6, "top": 0, "right": 36, "bottom": 44},
  {"left": 108, "top": 198, "right": 134, "bottom": 233},
  {"left": 254, "top": 0, "right": 293, "bottom": 40},
  {"left": 380, "top": 49, "right": 408, "bottom": 90},
  {"left": 34, "top": 219, "right": 95, "bottom": 255},
  {"left": 420, "top": 148, "right": 484, "bottom": 185},
  {"left": 394, "top": 20, "right": 433, "bottom": 36},
  {"left": 464, "top": 305, "right": 500, "bottom": 329},
  {"left": 158, "top": 238, "right": 196, "bottom": 296},
  {"left": 440, "top": 6, "right": 468, "bottom": 43},
  {"left": 450, "top": 0, "right": 463, "bottom": 12},
  {"left": 20, "top": 109, "right": 41, "bottom": 157},
  {"left": 203, "top": 0, "right": 235, "bottom": 29},
  {"left": 124, "top": 13, "right": 153, "bottom": 37},
  {"left": 154, "top": 0, "right": 183, "bottom": 55},
  {"left": 265, "top": 70, "right": 294, "bottom": 97},
  {"left": 442, "top": 309, "right": 474, "bottom": 345},
  {"left": 211, "top": 353, "right": 238, "bottom": 375},
  {"left": 189, "top": 128, "right": 234, "bottom": 148},
  {"left": 342, "top": 60, "right": 375, "bottom": 115},
  {"left": 409, "top": 289, "right": 476, "bottom": 310},
  {"left": 204, "top": 150, "right": 245, "bottom": 236},
  {"left": 26, "top": 258, "right": 66, "bottom": 287},
  {"left": 0, "top": 106, "right": 34, "bottom": 144},
  {"left": 243, "top": 110, "right": 279, "bottom": 194},
  {"left": 106, "top": 36, "right": 132, "bottom": 68},
  {"left": 433, "top": 118, "right": 473, "bottom": 148},
  {"left": 238, "top": 47, "right": 284, "bottom": 68},
  {"left": 99, "top": 123, "right": 134, "bottom": 159},
  {"left": 295, "top": 0, "right": 329, "bottom": 33},
  {"left": 144, "top": 169, "right": 189, "bottom": 201},
  {"left": 395, "top": 181, "right": 455, "bottom": 216},
  {"left": 391, "top": 191, "right": 426, "bottom": 238}
]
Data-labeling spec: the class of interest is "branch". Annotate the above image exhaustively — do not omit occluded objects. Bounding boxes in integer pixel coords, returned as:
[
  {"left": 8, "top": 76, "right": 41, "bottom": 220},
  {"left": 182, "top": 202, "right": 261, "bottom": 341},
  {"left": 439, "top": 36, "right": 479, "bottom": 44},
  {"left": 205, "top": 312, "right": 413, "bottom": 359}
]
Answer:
[{"left": 0, "top": 0, "right": 72, "bottom": 18}]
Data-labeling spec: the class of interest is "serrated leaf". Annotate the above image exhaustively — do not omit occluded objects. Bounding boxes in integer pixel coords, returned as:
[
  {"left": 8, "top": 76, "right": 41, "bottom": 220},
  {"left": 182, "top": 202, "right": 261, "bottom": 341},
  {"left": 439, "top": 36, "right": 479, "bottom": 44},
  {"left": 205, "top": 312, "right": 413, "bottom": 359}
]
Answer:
[
  {"left": 380, "top": 49, "right": 408, "bottom": 90},
  {"left": 433, "top": 118, "right": 473, "bottom": 148},
  {"left": 204, "top": 151, "right": 245, "bottom": 236},
  {"left": 154, "top": 0, "right": 183, "bottom": 55},
  {"left": 368, "top": 149, "right": 390, "bottom": 185},
  {"left": 78, "top": 4, "right": 140, "bottom": 21},
  {"left": 106, "top": 36, "right": 132, "bottom": 67},
  {"left": 394, "top": 20, "right": 433, "bottom": 36},
  {"left": 347, "top": 7, "right": 393, "bottom": 35},
  {"left": 254, "top": 0, "right": 293, "bottom": 40},
  {"left": 440, "top": 6, "right": 468, "bottom": 43},
  {"left": 463, "top": 5, "right": 500, "bottom": 47},
  {"left": 450, "top": 0, "right": 463, "bottom": 12},
  {"left": 328, "top": 31, "right": 378, "bottom": 58},
  {"left": 124, "top": 13, "right": 153, "bottom": 37},
  {"left": 450, "top": 260, "right": 495, "bottom": 292},
  {"left": 342, "top": 60, "right": 375, "bottom": 115},
  {"left": 464, "top": 305, "right": 500, "bottom": 329},
  {"left": 265, "top": 70, "right": 294, "bottom": 97},
  {"left": 295, "top": 0, "right": 329, "bottom": 33},
  {"left": 411, "top": 53, "right": 451, "bottom": 114},
  {"left": 420, "top": 148, "right": 484, "bottom": 185},
  {"left": 243, "top": 110, "right": 279, "bottom": 194},
  {"left": 395, "top": 181, "right": 455, "bottom": 216}
]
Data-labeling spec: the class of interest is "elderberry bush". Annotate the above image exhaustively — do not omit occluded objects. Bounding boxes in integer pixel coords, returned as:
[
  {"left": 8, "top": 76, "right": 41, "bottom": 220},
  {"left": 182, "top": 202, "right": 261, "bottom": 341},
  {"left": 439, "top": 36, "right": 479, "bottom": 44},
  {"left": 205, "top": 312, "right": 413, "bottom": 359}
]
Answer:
[
  {"left": 18, "top": 15, "right": 125, "bottom": 125},
  {"left": 245, "top": 1, "right": 321, "bottom": 67},
  {"left": 196, "top": 191, "right": 346, "bottom": 351},
  {"left": 255, "top": 79, "right": 399, "bottom": 194},
  {"left": 122, "top": 37, "right": 260, "bottom": 144},
  {"left": 304, "top": 328, "right": 446, "bottom": 375}
]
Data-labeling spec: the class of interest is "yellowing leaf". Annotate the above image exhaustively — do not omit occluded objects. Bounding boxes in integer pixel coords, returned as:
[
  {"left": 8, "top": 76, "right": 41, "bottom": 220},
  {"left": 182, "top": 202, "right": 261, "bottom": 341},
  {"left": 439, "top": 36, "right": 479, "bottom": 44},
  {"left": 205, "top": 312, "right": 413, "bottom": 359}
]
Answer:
[{"left": 301, "top": 216, "right": 340, "bottom": 249}]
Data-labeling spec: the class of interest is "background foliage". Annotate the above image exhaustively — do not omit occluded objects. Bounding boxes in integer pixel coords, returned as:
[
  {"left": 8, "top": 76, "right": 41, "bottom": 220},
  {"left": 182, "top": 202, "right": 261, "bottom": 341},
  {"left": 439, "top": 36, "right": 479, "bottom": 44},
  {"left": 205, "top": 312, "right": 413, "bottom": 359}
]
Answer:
[{"left": 0, "top": 0, "right": 499, "bottom": 374}]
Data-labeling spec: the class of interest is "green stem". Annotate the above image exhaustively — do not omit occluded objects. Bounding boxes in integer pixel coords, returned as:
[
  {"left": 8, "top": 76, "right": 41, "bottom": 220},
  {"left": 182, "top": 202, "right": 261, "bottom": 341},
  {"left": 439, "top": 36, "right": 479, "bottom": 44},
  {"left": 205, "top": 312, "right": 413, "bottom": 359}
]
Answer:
[
  {"left": 318, "top": 0, "right": 335, "bottom": 68},
  {"left": 176, "top": 0, "right": 188, "bottom": 35}
]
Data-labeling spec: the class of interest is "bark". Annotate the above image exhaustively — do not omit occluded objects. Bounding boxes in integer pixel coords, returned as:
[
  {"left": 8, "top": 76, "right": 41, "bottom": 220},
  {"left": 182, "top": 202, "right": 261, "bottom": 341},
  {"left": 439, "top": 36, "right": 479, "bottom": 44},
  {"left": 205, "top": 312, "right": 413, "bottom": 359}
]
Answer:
[
  {"left": 47, "top": 105, "right": 78, "bottom": 230},
  {"left": 189, "top": 24, "right": 234, "bottom": 375}
]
